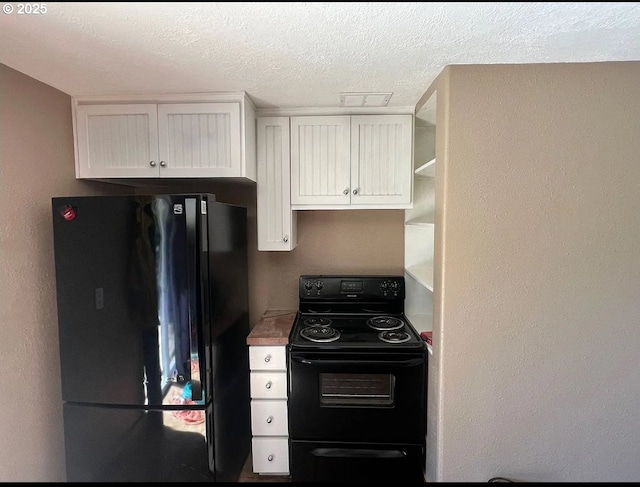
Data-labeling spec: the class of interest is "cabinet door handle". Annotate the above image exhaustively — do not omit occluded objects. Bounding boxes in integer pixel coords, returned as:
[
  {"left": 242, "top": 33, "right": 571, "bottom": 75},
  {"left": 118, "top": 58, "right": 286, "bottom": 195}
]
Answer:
[
  {"left": 266, "top": 416, "right": 273, "bottom": 424},
  {"left": 149, "top": 161, "right": 156, "bottom": 167},
  {"left": 159, "top": 160, "right": 166, "bottom": 167},
  {"left": 283, "top": 235, "right": 289, "bottom": 243},
  {"left": 267, "top": 454, "right": 274, "bottom": 462},
  {"left": 353, "top": 188, "right": 358, "bottom": 195},
  {"left": 265, "top": 381, "right": 272, "bottom": 389},
  {"left": 343, "top": 188, "right": 349, "bottom": 195},
  {"left": 264, "top": 354, "right": 271, "bottom": 363}
]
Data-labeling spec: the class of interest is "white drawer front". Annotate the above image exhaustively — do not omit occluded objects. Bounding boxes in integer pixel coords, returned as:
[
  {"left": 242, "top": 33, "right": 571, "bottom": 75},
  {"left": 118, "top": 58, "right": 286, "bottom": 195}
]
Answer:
[
  {"left": 251, "top": 399, "right": 289, "bottom": 436},
  {"left": 250, "top": 371, "right": 287, "bottom": 399},
  {"left": 252, "top": 437, "right": 289, "bottom": 474},
  {"left": 249, "top": 346, "right": 287, "bottom": 371}
]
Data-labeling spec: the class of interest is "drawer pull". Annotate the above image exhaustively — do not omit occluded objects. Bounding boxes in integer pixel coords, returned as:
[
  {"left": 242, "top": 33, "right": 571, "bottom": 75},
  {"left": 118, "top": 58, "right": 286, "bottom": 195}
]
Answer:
[
  {"left": 266, "top": 416, "right": 273, "bottom": 424},
  {"left": 265, "top": 381, "right": 272, "bottom": 389},
  {"left": 267, "top": 454, "right": 274, "bottom": 462},
  {"left": 264, "top": 354, "right": 271, "bottom": 363}
]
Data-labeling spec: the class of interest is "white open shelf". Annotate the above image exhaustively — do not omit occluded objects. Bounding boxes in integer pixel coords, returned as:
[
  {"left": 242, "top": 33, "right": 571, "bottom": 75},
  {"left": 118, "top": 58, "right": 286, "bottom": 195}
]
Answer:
[
  {"left": 406, "top": 265, "right": 433, "bottom": 291},
  {"left": 405, "top": 100, "right": 435, "bottom": 355},
  {"left": 406, "top": 311, "right": 432, "bottom": 333},
  {"left": 405, "top": 216, "right": 434, "bottom": 226},
  {"left": 415, "top": 157, "right": 435, "bottom": 178}
]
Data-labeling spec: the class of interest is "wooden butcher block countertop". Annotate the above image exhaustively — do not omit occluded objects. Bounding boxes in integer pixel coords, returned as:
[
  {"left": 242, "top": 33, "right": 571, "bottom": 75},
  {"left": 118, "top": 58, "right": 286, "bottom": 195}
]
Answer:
[{"left": 246, "top": 310, "right": 297, "bottom": 345}]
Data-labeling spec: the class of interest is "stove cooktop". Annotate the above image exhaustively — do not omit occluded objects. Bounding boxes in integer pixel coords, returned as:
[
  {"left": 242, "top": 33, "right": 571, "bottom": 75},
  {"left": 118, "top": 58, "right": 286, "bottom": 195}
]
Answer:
[
  {"left": 289, "top": 313, "right": 425, "bottom": 351},
  {"left": 290, "top": 275, "right": 427, "bottom": 352}
]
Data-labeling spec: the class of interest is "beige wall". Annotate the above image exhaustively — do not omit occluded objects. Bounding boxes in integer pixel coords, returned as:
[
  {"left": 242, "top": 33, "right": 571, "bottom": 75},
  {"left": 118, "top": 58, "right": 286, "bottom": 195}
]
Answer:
[
  {"left": 0, "top": 63, "right": 405, "bottom": 481},
  {"left": 432, "top": 61, "right": 640, "bottom": 481},
  {"left": 0, "top": 64, "right": 130, "bottom": 481}
]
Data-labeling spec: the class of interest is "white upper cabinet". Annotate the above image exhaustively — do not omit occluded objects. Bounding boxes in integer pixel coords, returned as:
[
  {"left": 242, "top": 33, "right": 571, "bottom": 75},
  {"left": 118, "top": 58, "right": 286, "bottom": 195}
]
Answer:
[
  {"left": 73, "top": 94, "right": 256, "bottom": 180},
  {"left": 290, "top": 114, "right": 413, "bottom": 209},
  {"left": 256, "top": 117, "right": 297, "bottom": 251}
]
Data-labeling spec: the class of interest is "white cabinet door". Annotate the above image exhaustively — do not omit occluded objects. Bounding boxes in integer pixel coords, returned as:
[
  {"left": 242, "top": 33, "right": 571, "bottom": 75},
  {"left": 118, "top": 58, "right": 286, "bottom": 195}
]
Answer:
[
  {"left": 157, "top": 103, "right": 242, "bottom": 178},
  {"left": 250, "top": 372, "right": 287, "bottom": 399},
  {"left": 257, "top": 117, "right": 297, "bottom": 251},
  {"left": 251, "top": 437, "right": 289, "bottom": 474},
  {"left": 249, "top": 345, "right": 287, "bottom": 370},
  {"left": 350, "top": 114, "right": 413, "bottom": 206},
  {"left": 75, "top": 104, "right": 159, "bottom": 178},
  {"left": 251, "top": 400, "right": 289, "bottom": 436},
  {"left": 290, "top": 116, "right": 351, "bottom": 205}
]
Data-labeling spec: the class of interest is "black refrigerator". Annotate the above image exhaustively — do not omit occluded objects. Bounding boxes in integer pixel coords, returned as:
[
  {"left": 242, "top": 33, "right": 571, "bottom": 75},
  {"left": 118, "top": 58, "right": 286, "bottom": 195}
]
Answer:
[{"left": 51, "top": 194, "right": 251, "bottom": 482}]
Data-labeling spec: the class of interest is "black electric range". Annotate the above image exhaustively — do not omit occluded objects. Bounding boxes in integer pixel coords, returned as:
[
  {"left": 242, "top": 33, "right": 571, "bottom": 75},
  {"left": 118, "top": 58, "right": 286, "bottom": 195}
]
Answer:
[{"left": 287, "top": 275, "right": 428, "bottom": 483}]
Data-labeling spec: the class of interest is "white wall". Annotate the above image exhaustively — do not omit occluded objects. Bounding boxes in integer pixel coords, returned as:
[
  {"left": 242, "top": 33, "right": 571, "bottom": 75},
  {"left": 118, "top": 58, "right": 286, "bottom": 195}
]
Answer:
[{"left": 433, "top": 61, "right": 640, "bottom": 481}]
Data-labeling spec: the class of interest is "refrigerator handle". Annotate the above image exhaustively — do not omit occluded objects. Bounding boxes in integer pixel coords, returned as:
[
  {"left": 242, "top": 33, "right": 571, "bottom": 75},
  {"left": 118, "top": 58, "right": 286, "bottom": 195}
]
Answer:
[{"left": 185, "top": 198, "right": 202, "bottom": 401}]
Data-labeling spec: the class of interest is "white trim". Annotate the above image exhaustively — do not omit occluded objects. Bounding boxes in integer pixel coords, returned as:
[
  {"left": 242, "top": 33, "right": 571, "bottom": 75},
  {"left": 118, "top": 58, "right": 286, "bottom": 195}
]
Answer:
[
  {"left": 73, "top": 91, "right": 253, "bottom": 106},
  {"left": 256, "top": 105, "right": 415, "bottom": 117}
]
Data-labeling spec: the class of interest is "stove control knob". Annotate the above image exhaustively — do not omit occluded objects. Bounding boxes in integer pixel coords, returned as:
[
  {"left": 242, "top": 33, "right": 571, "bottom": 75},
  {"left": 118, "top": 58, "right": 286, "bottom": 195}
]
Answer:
[
  {"left": 304, "top": 281, "right": 313, "bottom": 291},
  {"left": 315, "top": 280, "right": 323, "bottom": 290},
  {"left": 380, "top": 281, "right": 389, "bottom": 296}
]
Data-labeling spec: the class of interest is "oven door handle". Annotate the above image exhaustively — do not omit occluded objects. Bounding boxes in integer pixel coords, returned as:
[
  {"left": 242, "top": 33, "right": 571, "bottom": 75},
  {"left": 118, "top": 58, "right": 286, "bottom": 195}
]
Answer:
[
  {"left": 290, "top": 356, "right": 424, "bottom": 367},
  {"left": 311, "top": 447, "right": 407, "bottom": 459}
]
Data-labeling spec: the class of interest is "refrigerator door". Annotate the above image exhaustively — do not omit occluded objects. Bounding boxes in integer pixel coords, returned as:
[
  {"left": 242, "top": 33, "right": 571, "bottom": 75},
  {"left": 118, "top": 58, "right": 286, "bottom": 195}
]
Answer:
[
  {"left": 205, "top": 201, "right": 252, "bottom": 482},
  {"left": 52, "top": 194, "right": 209, "bottom": 407},
  {"left": 63, "top": 402, "right": 215, "bottom": 482}
]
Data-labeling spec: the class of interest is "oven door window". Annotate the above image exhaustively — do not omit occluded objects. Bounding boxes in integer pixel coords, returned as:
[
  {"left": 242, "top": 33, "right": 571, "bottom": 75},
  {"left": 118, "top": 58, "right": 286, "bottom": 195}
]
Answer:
[{"left": 320, "top": 373, "right": 394, "bottom": 407}]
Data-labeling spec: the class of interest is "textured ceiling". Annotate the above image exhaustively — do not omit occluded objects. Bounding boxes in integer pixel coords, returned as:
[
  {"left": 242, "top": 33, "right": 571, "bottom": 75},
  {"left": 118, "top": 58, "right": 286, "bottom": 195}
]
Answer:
[{"left": 1, "top": 2, "right": 639, "bottom": 109}]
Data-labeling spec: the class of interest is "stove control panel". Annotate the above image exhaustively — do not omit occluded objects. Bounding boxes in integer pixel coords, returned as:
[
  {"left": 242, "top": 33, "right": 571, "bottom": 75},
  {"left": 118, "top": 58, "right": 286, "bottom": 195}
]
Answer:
[{"left": 299, "top": 275, "right": 405, "bottom": 300}]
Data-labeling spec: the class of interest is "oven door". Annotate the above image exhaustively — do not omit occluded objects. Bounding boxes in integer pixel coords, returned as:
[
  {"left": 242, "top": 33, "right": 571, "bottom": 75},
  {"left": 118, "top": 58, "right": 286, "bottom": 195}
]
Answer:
[{"left": 288, "top": 350, "right": 427, "bottom": 444}]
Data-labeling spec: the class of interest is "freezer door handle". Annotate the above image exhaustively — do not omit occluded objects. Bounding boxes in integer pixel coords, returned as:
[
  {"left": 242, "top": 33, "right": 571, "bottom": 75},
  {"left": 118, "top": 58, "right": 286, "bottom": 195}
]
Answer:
[{"left": 185, "top": 198, "right": 202, "bottom": 401}]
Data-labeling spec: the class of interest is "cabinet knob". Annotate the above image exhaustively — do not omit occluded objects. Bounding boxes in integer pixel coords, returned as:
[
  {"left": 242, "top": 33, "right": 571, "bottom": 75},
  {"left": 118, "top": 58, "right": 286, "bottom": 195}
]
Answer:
[
  {"left": 159, "top": 160, "right": 166, "bottom": 167},
  {"left": 266, "top": 416, "right": 273, "bottom": 424},
  {"left": 149, "top": 161, "right": 156, "bottom": 167},
  {"left": 267, "top": 454, "right": 274, "bottom": 462},
  {"left": 283, "top": 235, "right": 289, "bottom": 243},
  {"left": 353, "top": 188, "right": 358, "bottom": 195},
  {"left": 343, "top": 188, "right": 349, "bottom": 195},
  {"left": 265, "top": 381, "right": 272, "bottom": 389},
  {"left": 264, "top": 354, "right": 271, "bottom": 363}
]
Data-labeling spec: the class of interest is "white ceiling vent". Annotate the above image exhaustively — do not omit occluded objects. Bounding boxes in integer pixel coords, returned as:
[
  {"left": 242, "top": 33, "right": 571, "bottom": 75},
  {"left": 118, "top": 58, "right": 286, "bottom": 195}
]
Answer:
[{"left": 340, "top": 92, "right": 392, "bottom": 107}]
